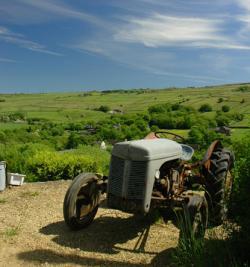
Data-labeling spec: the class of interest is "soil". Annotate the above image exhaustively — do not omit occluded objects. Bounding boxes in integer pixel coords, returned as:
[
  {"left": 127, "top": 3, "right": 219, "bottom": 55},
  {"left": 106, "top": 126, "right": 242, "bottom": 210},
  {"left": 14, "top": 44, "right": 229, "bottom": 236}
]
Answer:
[{"left": 0, "top": 180, "right": 179, "bottom": 267}]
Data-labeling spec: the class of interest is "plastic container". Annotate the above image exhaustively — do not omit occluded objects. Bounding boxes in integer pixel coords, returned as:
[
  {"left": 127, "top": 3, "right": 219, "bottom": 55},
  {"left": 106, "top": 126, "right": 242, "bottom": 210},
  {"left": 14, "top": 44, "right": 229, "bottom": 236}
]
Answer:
[
  {"left": 0, "top": 161, "right": 6, "bottom": 191},
  {"left": 7, "top": 173, "right": 25, "bottom": 186}
]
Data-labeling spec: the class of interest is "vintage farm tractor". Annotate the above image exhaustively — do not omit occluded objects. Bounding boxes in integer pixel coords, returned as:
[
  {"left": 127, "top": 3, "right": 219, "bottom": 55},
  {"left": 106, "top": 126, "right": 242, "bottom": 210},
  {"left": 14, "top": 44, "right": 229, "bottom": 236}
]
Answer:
[{"left": 63, "top": 131, "right": 234, "bottom": 239}]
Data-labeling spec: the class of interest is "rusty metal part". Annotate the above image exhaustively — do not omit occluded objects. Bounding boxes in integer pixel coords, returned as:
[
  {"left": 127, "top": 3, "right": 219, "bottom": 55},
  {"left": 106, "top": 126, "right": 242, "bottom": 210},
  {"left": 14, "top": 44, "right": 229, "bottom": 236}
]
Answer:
[
  {"left": 201, "top": 140, "right": 222, "bottom": 170},
  {"left": 144, "top": 132, "right": 157, "bottom": 139},
  {"left": 155, "top": 131, "right": 186, "bottom": 142}
]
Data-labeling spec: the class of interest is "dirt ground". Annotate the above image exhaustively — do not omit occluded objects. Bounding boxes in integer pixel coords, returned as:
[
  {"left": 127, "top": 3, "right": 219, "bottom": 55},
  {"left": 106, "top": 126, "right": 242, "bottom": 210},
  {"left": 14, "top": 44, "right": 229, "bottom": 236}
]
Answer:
[{"left": 0, "top": 180, "right": 180, "bottom": 267}]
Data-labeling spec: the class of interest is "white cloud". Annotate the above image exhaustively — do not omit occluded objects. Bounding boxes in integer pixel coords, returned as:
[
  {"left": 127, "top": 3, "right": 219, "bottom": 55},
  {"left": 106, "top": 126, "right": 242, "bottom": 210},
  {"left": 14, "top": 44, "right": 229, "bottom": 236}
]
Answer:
[
  {"left": 0, "top": 0, "right": 108, "bottom": 28},
  {"left": 237, "top": 0, "right": 250, "bottom": 11},
  {"left": 0, "top": 57, "right": 17, "bottom": 63},
  {"left": 18, "top": 0, "right": 104, "bottom": 26},
  {"left": 74, "top": 38, "right": 228, "bottom": 83},
  {"left": 0, "top": 26, "right": 62, "bottom": 56},
  {"left": 114, "top": 13, "right": 250, "bottom": 50}
]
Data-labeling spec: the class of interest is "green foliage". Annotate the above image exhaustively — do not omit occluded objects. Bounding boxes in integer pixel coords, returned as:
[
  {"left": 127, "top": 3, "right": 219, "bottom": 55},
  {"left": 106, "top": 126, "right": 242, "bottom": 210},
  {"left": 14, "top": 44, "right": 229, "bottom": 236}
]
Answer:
[
  {"left": 98, "top": 105, "right": 110, "bottom": 113},
  {"left": 66, "top": 132, "right": 82, "bottom": 149},
  {"left": 236, "top": 85, "right": 250, "bottom": 92},
  {"left": 0, "top": 143, "right": 54, "bottom": 175},
  {"left": 188, "top": 126, "right": 222, "bottom": 148},
  {"left": 4, "top": 227, "right": 18, "bottom": 237},
  {"left": 216, "top": 114, "right": 230, "bottom": 126},
  {"left": 230, "top": 136, "right": 250, "bottom": 263},
  {"left": 0, "top": 142, "right": 110, "bottom": 182},
  {"left": 148, "top": 103, "right": 198, "bottom": 130},
  {"left": 0, "top": 112, "right": 26, "bottom": 122},
  {"left": 218, "top": 97, "right": 223, "bottom": 103},
  {"left": 26, "top": 146, "right": 110, "bottom": 182},
  {"left": 222, "top": 105, "right": 230, "bottom": 112},
  {"left": 198, "top": 103, "right": 212, "bottom": 113},
  {"left": 0, "top": 198, "right": 7, "bottom": 204},
  {"left": 95, "top": 113, "right": 149, "bottom": 142},
  {"left": 231, "top": 112, "right": 244, "bottom": 122},
  {"left": 148, "top": 103, "right": 171, "bottom": 114}
]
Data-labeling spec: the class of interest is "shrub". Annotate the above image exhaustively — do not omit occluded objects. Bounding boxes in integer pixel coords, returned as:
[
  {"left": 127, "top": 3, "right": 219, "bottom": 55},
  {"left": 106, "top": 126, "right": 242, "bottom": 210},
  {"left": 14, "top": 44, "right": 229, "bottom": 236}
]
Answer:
[
  {"left": 26, "top": 146, "right": 110, "bottom": 182},
  {"left": 98, "top": 105, "right": 110, "bottom": 113},
  {"left": 198, "top": 104, "right": 212, "bottom": 113},
  {"left": 231, "top": 113, "right": 244, "bottom": 122},
  {"left": 66, "top": 132, "right": 82, "bottom": 149},
  {"left": 230, "top": 137, "right": 250, "bottom": 263},
  {"left": 215, "top": 115, "right": 230, "bottom": 126},
  {"left": 236, "top": 85, "right": 250, "bottom": 92},
  {"left": 221, "top": 105, "right": 230, "bottom": 112}
]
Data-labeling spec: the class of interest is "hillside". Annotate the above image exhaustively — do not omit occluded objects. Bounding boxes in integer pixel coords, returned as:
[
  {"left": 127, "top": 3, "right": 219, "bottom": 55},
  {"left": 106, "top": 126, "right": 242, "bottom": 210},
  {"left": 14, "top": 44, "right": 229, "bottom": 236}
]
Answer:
[{"left": 0, "top": 83, "right": 250, "bottom": 126}]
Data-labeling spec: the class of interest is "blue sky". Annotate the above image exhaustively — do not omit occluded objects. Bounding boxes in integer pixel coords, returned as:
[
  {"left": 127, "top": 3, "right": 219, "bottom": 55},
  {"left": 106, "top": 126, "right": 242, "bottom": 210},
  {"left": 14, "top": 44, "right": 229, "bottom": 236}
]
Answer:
[{"left": 1, "top": 0, "right": 250, "bottom": 92}]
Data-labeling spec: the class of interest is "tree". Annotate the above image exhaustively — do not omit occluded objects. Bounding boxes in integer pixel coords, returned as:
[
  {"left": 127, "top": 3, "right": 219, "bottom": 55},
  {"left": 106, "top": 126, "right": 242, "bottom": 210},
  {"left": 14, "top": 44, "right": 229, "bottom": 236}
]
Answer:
[
  {"left": 198, "top": 104, "right": 212, "bottom": 113},
  {"left": 221, "top": 105, "right": 230, "bottom": 112},
  {"left": 98, "top": 105, "right": 110, "bottom": 113},
  {"left": 218, "top": 97, "right": 223, "bottom": 103}
]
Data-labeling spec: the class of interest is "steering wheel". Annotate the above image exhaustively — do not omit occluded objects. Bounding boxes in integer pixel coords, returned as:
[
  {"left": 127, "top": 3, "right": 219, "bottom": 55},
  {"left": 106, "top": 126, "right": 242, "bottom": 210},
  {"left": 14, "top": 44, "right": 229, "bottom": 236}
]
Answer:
[{"left": 154, "top": 131, "right": 186, "bottom": 143}]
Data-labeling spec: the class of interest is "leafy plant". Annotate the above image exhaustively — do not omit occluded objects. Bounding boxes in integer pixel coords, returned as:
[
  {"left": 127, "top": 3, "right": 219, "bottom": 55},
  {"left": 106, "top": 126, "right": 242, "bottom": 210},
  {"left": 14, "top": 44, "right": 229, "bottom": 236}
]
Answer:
[{"left": 198, "top": 103, "right": 212, "bottom": 113}]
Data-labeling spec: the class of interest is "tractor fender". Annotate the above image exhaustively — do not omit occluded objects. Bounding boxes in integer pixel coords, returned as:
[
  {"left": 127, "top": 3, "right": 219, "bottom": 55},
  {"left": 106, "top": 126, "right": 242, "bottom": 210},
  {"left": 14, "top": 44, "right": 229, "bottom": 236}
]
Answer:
[{"left": 201, "top": 140, "right": 222, "bottom": 170}]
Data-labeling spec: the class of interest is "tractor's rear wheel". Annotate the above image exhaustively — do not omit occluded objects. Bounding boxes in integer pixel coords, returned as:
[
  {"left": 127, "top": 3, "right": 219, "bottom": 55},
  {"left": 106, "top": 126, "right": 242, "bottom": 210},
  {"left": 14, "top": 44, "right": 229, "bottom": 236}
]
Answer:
[
  {"left": 63, "top": 173, "right": 101, "bottom": 230},
  {"left": 204, "top": 149, "right": 234, "bottom": 225}
]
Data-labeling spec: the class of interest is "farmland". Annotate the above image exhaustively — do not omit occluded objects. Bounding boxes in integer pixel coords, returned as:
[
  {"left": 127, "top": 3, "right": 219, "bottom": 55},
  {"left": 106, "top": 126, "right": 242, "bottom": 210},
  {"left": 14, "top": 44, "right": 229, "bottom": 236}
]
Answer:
[
  {"left": 0, "top": 83, "right": 249, "bottom": 182},
  {"left": 0, "top": 83, "right": 249, "bottom": 125},
  {"left": 0, "top": 83, "right": 250, "bottom": 266}
]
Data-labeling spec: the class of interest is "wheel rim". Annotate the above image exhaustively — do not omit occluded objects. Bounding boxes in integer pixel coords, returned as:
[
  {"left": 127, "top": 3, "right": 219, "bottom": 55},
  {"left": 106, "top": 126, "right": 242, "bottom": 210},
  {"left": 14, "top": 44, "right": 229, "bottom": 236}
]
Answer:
[{"left": 75, "top": 181, "right": 99, "bottom": 221}]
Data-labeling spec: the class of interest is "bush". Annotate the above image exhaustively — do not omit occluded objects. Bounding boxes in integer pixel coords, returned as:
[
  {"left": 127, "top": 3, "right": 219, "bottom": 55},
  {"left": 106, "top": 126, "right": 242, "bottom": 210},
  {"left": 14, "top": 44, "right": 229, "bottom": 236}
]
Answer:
[
  {"left": 98, "top": 105, "right": 110, "bottom": 113},
  {"left": 216, "top": 115, "right": 230, "bottom": 127},
  {"left": 26, "top": 146, "right": 110, "bottom": 181},
  {"left": 198, "top": 104, "right": 212, "bottom": 113},
  {"left": 188, "top": 126, "right": 222, "bottom": 148},
  {"left": 230, "top": 137, "right": 250, "bottom": 263},
  {"left": 0, "top": 143, "right": 53, "bottom": 176},
  {"left": 221, "top": 105, "right": 230, "bottom": 112},
  {"left": 236, "top": 85, "right": 250, "bottom": 92}
]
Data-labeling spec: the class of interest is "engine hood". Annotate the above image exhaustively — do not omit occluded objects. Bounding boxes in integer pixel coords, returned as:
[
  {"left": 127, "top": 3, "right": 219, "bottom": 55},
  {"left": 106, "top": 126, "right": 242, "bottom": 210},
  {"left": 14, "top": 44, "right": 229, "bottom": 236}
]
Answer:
[{"left": 111, "top": 138, "right": 182, "bottom": 161}]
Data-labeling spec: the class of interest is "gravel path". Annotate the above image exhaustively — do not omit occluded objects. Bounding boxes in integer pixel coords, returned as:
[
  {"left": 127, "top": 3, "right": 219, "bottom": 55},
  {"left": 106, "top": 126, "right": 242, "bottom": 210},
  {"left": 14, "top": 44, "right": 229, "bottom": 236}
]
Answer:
[{"left": 0, "top": 180, "right": 179, "bottom": 267}]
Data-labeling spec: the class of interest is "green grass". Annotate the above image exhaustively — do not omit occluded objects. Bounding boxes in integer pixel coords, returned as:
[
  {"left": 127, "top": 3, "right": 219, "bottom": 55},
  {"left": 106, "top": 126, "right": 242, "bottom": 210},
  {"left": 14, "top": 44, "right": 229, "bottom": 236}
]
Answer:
[
  {"left": 231, "top": 128, "right": 250, "bottom": 141},
  {"left": 0, "top": 198, "right": 7, "bottom": 204},
  {"left": 0, "top": 83, "right": 250, "bottom": 138},
  {"left": 20, "top": 191, "right": 39, "bottom": 198},
  {"left": 0, "top": 84, "right": 249, "bottom": 119},
  {"left": 0, "top": 122, "right": 27, "bottom": 130},
  {"left": 4, "top": 227, "right": 18, "bottom": 237}
]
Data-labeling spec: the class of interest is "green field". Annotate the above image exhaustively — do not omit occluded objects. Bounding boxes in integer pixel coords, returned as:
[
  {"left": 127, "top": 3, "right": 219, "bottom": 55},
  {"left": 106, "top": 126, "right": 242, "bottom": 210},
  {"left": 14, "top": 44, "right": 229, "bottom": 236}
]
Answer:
[{"left": 1, "top": 83, "right": 249, "bottom": 138}]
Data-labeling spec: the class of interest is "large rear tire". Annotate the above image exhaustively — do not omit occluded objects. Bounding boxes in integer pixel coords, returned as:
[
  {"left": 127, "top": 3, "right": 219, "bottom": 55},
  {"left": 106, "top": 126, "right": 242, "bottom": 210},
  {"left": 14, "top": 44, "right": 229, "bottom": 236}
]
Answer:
[
  {"left": 204, "top": 149, "right": 234, "bottom": 225},
  {"left": 63, "top": 173, "right": 101, "bottom": 230}
]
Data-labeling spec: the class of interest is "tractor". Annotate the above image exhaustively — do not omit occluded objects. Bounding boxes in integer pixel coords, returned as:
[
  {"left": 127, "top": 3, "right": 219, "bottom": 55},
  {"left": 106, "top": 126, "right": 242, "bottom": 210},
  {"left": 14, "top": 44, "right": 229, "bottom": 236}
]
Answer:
[{"left": 63, "top": 131, "right": 234, "bottom": 239}]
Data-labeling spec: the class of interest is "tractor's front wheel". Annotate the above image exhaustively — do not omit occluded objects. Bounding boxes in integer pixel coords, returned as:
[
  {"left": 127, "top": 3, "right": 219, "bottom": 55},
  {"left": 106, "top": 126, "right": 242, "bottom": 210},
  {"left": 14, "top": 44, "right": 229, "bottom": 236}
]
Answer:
[
  {"left": 179, "top": 195, "right": 208, "bottom": 241},
  {"left": 63, "top": 173, "right": 101, "bottom": 230}
]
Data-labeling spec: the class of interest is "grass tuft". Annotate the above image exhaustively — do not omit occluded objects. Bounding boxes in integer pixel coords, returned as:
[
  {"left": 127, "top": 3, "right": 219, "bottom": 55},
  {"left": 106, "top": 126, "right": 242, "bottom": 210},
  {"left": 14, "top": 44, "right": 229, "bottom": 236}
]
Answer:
[
  {"left": 4, "top": 227, "right": 18, "bottom": 237},
  {"left": 0, "top": 198, "right": 7, "bottom": 204}
]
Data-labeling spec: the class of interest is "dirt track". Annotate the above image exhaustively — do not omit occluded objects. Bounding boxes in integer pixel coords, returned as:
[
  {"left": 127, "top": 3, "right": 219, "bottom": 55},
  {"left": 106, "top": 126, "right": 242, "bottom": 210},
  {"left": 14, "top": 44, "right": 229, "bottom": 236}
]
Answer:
[{"left": 0, "top": 180, "right": 179, "bottom": 267}]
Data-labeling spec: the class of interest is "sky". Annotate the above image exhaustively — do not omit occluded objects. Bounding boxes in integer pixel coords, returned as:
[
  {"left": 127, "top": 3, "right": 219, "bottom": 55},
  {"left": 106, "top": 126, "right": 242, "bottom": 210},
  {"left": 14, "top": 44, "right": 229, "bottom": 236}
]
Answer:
[{"left": 1, "top": 0, "right": 250, "bottom": 93}]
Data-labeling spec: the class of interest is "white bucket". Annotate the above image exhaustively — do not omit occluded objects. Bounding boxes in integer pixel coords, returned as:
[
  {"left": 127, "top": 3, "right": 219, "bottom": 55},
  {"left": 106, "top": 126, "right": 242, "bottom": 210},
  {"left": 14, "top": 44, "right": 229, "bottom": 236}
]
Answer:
[{"left": 0, "top": 161, "right": 6, "bottom": 191}]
